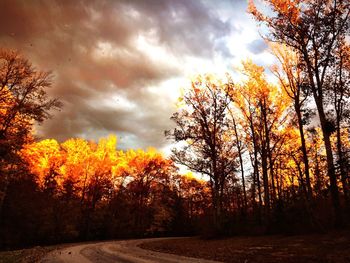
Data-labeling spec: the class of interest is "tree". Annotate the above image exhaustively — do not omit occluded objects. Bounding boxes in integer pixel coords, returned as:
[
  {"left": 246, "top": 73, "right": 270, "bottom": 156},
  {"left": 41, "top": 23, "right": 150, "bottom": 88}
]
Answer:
[
  {"left": 79, "top": 136, "right": 116, "bottom": 238},
  {"left": 0, "top": 48, "right": 61, "bottom": 215},
  {"left": 249, "top": 0, "right": 350, "bottom": 225},
  {"left": 121, "top": 148, "right": 177, "bottom": 235},
  {"left": 167, "top": 75, "right": 238, "bottom": 232},
  {"left": 176, "top": 172, "right": 210, "bottom": 234},
  {"left": 227, "top": 61, "right": 291, "bottom": 222},
  {"left": 21, "top": 139, "right": 64, "bottom": 193},
  {"left": 270, "top": 43, "right": 313, "bottom": 199},
  {"left": 328, "top": 41, "right": 350, "bottom": 205},
  {"left": 60, "top": 138, "right": 94, "bottom": 202}
]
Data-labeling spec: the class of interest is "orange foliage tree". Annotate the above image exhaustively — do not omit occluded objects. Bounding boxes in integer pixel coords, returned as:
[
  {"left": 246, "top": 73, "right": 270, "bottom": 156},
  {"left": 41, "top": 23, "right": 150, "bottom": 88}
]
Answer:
[
  {"left": 226, "top": 60, "right": 291, "bottom": 219},
  {"left": 249, "top": 0, "right": 350, "bottom": 225},
  {"left": 0, "top": 49, "right": 61, "bottom": 214},
  {"left": 19, "top": 135, "right": 184, "bottom": 239},
  {"left": 167, "top": 75, "right": 238, "bottom": 232},
  {"left": 21, "top": 139, "right": 64, "bottom": 193}
]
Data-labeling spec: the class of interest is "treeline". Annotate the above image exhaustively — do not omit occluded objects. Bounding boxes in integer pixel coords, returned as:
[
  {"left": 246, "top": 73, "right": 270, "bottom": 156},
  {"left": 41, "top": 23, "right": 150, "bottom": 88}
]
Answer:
[
  {"left": 166, "top": 0, "right": 350, "bottom": 235},
  {"left": 0, "top": 49, "right": 208, "bottom": 248},
  {"left": 1, "top": 135, "right": 209, "bottom": 248}
]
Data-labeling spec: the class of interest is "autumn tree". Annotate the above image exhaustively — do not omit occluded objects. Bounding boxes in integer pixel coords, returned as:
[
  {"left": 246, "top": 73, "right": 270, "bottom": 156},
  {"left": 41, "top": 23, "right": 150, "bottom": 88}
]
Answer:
[
  {"left": 327, "top": 41, "right": 350, "bottom": 205},
  {"left": 175, "top": 172, "right": 210, "bottom": 234},
  {"left": 226, "top": 72, "right": 263, "bottom": 217},
  {"left": 270, "top": 43, "right": 313, "bottom": 199},
  {"left": 60, "top": 138, "right": 94, "bottom": 202},
  {"left": 167, "top": 75, "right": 238, "bottom": 232},
  {"left": 120, "top": 148, "right": 178, "bottom": 235},
  {"left": 78, "top": 136, "right": 117, "bottom": 238},
  {"left": 227, "top": 61, "right": 291, "bottom": 222},
  {"left": 21, "top": 139, "right": 64, "bottom": 193},
  {"left": 249, "top": 0, "right": 350, "bottom": 224},
  {"left": 17, "top": 133, "right": 186, "bottom": 241},
  {"left": 227, "top": 103, "right": 248, "bottom": 213},
  {"left": 0, "top": 49, "right": 61, "bottom": 215}
]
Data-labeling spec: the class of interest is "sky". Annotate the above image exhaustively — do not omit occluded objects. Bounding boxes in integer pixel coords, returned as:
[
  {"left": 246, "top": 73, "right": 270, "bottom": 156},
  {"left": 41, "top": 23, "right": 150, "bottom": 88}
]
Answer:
[{"left": 0, "top": 0, "right": 275, "bottom": 153}]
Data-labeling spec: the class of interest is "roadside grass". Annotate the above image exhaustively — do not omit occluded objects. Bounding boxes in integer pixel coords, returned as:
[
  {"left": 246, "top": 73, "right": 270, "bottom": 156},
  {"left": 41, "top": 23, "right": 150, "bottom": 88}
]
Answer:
[
  {"left": 0, "top": 246, "right": 52, "bottom": 263},
  {"left": 0, "top": 240, "right": 118, "bottom": 263},
  {"left": 140, "top": 232, "right": 350, "bottom": 263}
]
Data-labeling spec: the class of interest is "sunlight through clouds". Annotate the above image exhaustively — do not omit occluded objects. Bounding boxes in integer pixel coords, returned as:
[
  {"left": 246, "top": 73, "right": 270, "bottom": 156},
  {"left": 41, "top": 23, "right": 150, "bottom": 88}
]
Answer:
[{"left": 0, "top": 0, "right": 277, "bottom": 152}]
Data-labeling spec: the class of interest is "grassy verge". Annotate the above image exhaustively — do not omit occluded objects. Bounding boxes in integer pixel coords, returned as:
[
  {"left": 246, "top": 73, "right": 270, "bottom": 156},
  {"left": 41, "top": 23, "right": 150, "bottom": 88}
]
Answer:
[
  {"left": 0, "top": 246, "right": 55, "bottom": 263},
  {"left": 140, "top": 232, "right": 350, "bottom": 263}
]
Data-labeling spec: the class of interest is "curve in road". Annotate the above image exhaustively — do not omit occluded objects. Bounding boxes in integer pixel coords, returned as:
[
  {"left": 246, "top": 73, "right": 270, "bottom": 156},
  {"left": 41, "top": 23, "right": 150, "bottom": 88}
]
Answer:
[{"left": 41, "top": 238, "right": 221, "bottom": 263}]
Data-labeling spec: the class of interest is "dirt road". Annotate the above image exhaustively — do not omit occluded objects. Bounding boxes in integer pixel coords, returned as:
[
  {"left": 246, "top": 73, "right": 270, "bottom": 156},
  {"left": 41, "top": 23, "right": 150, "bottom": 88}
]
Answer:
[{"left": 41, "top": 238, "right": 221, "bottom": 263}]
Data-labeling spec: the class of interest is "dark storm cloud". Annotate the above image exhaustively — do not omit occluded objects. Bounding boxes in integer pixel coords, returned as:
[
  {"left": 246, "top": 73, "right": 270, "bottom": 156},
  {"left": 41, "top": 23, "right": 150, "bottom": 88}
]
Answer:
[
  {"left": 0, "top": 0, "right": 240, "bottom": 149},
  {"left": 247, "top": 39, "right": 268, "bottom": 55}
]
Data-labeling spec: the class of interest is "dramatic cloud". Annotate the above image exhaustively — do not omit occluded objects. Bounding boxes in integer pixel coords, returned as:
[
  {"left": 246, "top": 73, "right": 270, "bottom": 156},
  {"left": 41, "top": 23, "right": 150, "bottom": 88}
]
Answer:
[{"left": 0, "top": 0, "right": 271, "bottom": 151}]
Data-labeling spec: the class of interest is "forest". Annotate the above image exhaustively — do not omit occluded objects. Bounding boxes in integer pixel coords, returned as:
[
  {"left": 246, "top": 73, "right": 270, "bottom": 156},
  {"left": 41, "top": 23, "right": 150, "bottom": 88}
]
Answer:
[{"left": 0, "top": 0, "right": 350, "bottom": 250}]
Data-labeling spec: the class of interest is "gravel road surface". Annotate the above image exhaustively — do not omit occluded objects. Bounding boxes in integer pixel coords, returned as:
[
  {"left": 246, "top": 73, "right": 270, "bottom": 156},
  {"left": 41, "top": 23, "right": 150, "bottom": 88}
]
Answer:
[{"left": 41, "top": 238, "right": 221, "bottom": 263}]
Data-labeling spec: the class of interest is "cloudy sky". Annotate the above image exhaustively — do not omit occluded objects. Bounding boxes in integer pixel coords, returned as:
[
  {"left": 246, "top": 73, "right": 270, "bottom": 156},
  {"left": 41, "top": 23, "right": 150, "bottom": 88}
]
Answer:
[{"left": 0, "top": 0, "right": 274, "bottom": 152}]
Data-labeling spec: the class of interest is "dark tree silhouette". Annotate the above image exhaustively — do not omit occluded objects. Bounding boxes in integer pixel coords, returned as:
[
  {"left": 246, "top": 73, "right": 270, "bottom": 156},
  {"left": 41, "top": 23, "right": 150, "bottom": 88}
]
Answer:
[
  {"left": 0, "top": 49, "right": 61, "bottom": 216},
  {"left": 166, "top": 75, "right": 238, "bottom": 233}
]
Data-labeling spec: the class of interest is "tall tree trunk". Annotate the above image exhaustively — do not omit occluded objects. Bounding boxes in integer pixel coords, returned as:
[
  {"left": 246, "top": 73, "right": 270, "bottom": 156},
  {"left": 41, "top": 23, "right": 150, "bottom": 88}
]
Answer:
[
  {"left": 292, "top": 155, "right": 308, "bottom": 200},
  {"left": 250, "top": 118, "right": 262, "bottom": 223},
  {"left": 336, "top": 121, "right": 349, "bottom": 205},
  {"left": 295, "top": 101, "right": 313, "bottom": 198},
  {"left": 212, "top": 179, "right": 221, "bottom": 233},
  {"left": 265, "top": 125, "right": 276, "bottom": 205},
  {"left": 261, "top": 144, "right": 270, "bottom": 212},
  {"left": 0, "top": 170, "right": 8, "bottom": 221},
  {"left": 303, "top": 51, "right": 342, "bottom": 225},
  {"left": 232, "top": 118, "right": 247, "bottom": 211},
  {"left": 260, "top": 103, "right": 270, "bottom": 213},
  {"left": 334, "top": 45, "right": 349, "bottom": 207},
  {"left": 318, "top": 104, "right": 342, "bottom": 225}
]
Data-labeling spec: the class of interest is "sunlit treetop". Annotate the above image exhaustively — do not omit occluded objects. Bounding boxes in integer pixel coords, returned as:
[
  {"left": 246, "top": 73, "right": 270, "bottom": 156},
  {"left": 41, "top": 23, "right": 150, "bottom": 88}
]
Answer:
[
  {"left": 248, "top": 0, "right": 301, "bottom": 24},
  {"left": 21, "top": 139, "right": 64, "bottom": 188}
]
